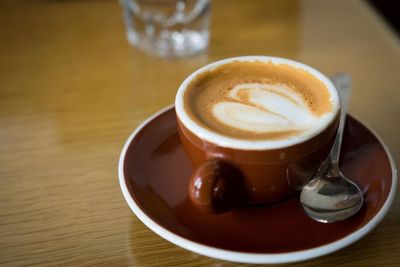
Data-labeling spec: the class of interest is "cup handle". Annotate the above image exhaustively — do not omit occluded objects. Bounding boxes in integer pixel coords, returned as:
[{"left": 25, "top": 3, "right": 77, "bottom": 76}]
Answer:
[{"left": 188, "top": 160, "right": 245, "bottom": 214}]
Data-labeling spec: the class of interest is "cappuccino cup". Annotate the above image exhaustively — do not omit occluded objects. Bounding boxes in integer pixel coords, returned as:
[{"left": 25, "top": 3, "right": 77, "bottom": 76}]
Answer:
[{"left": 175, "top": 56, "right": 340, "bottom": 213}]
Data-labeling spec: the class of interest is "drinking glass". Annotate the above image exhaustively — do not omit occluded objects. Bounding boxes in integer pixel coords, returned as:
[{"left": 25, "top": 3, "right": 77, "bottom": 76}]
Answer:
[{"left": 121, "top": 0, "right": 211, "bottom": 58}]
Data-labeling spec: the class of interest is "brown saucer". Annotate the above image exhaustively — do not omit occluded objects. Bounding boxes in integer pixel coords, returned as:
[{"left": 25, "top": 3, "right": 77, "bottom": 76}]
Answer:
[{"left": 119, "top": 106, "right": 397, "bottom": 263}]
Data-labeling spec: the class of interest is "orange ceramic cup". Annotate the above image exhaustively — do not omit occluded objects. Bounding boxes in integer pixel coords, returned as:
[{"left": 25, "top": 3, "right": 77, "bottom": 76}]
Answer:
[{"left": 175, "top": 56, "right": 340, "bottom": 213}]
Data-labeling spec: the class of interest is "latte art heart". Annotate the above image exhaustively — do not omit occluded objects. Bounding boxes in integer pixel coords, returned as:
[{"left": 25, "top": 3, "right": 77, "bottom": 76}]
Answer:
[{"left": 212, "top": 83, "right": 316, "bottom": 133}]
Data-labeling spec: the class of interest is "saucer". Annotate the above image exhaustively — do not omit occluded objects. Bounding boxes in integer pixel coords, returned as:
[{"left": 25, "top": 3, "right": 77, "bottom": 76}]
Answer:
[{"left": 118, "top": 105, "right": 397, "bottom": 264}]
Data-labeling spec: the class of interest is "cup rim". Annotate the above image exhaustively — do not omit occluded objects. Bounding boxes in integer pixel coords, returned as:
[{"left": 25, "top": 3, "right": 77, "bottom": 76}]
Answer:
[{"left": 175, "top": 56, "right": 340, "bottom": 150}]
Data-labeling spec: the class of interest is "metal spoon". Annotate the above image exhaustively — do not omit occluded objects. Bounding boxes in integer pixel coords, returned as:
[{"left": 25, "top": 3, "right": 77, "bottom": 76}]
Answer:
[{"left": 300, "top": 74, "right": 364, "bottom": 223}]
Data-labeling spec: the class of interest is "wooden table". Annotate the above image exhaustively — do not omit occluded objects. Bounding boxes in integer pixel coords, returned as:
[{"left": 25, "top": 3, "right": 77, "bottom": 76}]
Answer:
[{"left": 1, "top": 0, "right": 399, "bottom": 266}]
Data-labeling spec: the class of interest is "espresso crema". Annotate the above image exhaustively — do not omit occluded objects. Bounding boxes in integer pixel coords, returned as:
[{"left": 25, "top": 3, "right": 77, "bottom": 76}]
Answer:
[{"left": 183, "top": 60, "right": 334, "bottom": 140}]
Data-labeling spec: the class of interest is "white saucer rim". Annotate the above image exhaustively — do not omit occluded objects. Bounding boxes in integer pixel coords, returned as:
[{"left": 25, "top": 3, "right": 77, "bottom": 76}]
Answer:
[{"left": 118, "top": 105, "right": 397, "bottom": 264}]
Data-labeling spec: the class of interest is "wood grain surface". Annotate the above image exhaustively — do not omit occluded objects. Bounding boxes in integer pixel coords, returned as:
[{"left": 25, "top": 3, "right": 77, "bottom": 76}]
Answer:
[{"left": 0, "top": 0, "right": 399, "bottom": 266}]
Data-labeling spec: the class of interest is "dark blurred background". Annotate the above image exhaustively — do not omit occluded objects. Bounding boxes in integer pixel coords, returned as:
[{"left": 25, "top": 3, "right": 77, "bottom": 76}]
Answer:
[{"left": 367, "top": 0, "right": 400, "bottom": 35}]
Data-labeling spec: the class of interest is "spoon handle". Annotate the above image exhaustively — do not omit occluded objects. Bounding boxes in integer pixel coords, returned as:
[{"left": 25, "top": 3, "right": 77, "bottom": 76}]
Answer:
[{"left": 330, "top": 74, "right": 352, "bottom": 168}]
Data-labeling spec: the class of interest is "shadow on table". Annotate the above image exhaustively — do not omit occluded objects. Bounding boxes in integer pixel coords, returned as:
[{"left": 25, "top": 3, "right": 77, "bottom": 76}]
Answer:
[{"left": 127, "top": 218, "right": 234, "bottom": 267}]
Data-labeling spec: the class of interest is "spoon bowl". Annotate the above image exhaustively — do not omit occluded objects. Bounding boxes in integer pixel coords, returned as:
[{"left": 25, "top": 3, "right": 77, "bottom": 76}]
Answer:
[{"left": 301, "top": 165, "right": 364, "bottom": 223}]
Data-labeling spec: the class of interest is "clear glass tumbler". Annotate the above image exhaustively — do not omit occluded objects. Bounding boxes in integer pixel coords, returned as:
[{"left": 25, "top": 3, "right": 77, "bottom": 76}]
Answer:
[{"left": 122, "top": 0, "right": 211, "bottom": 58}]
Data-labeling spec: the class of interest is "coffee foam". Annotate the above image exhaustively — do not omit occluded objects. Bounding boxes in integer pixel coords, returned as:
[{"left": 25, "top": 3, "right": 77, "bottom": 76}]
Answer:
[{"left": 183, "top": 60, "right": 334, "bottom": 141}]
